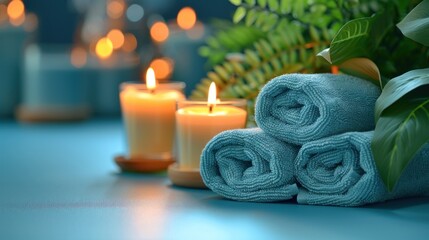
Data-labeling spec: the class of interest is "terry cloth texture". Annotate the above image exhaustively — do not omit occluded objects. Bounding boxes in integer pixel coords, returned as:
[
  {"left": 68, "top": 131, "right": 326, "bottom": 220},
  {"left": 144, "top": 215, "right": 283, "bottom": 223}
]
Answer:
[
  {"left": 295, "top": 131, "right": 429, "bottom": 206},
  {"left": 255, "top": 73, "right": 381, "bottom": 145},
  {"left": 201, "top": 128, "right": 299, "bottom": 202}
]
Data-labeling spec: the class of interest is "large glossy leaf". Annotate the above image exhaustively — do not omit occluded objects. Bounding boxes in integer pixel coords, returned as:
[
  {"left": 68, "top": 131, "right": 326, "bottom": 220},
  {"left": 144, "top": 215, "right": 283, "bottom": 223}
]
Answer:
[
  {"left": 327, "top": 10, "right": 393, "bottom": 65},
  {"left": 375, "top": 68, "right": 429, "bottom": 121},
  {"left": 397, "top": 0, "right": 429, "bottom": 47},
  {"left": 372, "top": 94, "right": 429, "bottom": 191},
  {"left": 339, "top": 58, "right": 381, "bottom": 87}
]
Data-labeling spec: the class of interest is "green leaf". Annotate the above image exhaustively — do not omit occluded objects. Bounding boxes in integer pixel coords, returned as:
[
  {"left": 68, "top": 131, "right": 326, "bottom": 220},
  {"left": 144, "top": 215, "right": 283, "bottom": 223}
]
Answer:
[
  {"left": 329, "top": 10, "right": 393, "bottom": 64},
  {"left": 339, "top": 58, "right": 381, "bottom": 88},
  {"left": 372, "top": 95, "right": 429, "bottom": 191},
  {"left": 214, "top": 65, "right": 230, "bottom": 80},
  {"left": 268, "top": 0, "right": 279, "bottom": 11},
  {"left": 309, "top": 26, "right": 320, "bottom": 42},
  {"left": 394, "top": 0, "right": 411, "bottom": 17},
  {"left": 245, "top": 9, "right": 258, "bottom": 26},
  {"left": 233, "top": 7, "right": 247, "bottom": 23},
  {"left": 397, "top": 0, "right": 429, "bottom": 47},
  {"left": 375, "top": 68, "right": 429, "bottom": 120},
  {"left": 245, "top": 0, "right": 256, "bottom": 5},
  {"left": 230, "top": 0, "right": 242, "bottom": 6},
  {"left": 257, "top": 0, "right": 267, "bottom": 8},
  {"left": 198, "top": 46, "right": 211, "bottom": 57},
  {"left": 279, "top": 0, "right": 291, "bottom": 14},
  {"left": 245, "top": 49, "right": 260, "bottom": 66}
]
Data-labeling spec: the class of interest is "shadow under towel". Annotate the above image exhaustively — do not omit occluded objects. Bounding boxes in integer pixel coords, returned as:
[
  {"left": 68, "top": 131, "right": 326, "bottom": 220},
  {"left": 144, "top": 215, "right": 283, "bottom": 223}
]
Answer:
[
  {"left": 255, "top": 73, "right": 381, "bottom": 145},
  {"left": 295, "top": 131, "right": 429, "bottom": 207},
  {"left": 200, "top": 128, "right": 299, "bottom": 202}
]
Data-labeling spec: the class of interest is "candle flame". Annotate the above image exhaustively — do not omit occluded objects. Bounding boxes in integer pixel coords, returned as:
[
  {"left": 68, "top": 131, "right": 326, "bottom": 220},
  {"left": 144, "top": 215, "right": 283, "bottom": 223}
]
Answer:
[
  {"left": 146, "top": 67, "right": 157, "bottom": 91},
  {"left": 208, "top": 82, "right": 217, "bottom": 110}
]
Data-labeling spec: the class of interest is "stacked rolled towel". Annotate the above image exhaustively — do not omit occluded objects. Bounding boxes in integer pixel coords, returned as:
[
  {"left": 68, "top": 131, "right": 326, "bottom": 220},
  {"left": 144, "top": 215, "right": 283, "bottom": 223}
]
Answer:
[
  {"left": 255, "top": 73, "right": 381, "bottom": 145},
  {"left": 200, "top": 128, "right": 299, "bottom": 202},
  {"left": 295, "top": 131, "right": 429, "bottom": 207}
]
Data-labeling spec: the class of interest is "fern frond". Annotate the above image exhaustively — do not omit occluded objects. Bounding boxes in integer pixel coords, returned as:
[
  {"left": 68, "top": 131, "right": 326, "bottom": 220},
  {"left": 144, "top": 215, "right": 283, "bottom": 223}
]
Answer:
[
  {"left": 199, "top": 24, "right": 265, "bottom": 66},
  {"left": 231, "top": 0, "right": 345, "bottom": 32}
]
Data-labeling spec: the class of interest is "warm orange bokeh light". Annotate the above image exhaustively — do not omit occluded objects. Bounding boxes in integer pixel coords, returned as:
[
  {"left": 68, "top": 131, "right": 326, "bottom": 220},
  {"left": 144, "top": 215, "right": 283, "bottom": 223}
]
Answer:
[
  {"left": 107, "top": 29, "right": 125, "bottom": 49},
  {"left": 9, "top": 12, "right": 25, "bottom": 26},
  {"left": 7, "top": 0, "right": 25, "bottom": 19},
  {"left": 95, "top": 37, "right": 113, "bottom": 59},
  {"left": 107, "top": 0, "right": 124, "bottom": 19},
  {"left": 70, "top": 46, "right": 88, "bottom": 68},
  {"left": 146, "top": 67, "right": 157, "bottom": 91},
  {"left": 186, "top": 21, "right": 205, "bottom": 40},
  {"left": 122, "top": 33, "right": 137, "bottom": 52},
  {"left": 150, "top": 22, "right": 169, "bottom": 43},
  {"left": 149, "top": 58, "right": 173, "bottom": 80},
  {"left": 208, "top": 82, "right": 217, "bottom": 107},
  {"left": 177, "top": 7, "right": 196, "bottom": 30}
]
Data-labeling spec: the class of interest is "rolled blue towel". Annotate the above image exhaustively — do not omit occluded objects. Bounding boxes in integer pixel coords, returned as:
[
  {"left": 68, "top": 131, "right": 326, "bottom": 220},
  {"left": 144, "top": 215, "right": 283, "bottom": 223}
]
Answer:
[
  {"left": 295, "top": 131, "right": 429, "bottom": 206},
  {"left": 255, "top": 73, "right": 381, "bottom": 145},
  {"left": 200, "top": 128, "right": 299, "bottom": 202}
]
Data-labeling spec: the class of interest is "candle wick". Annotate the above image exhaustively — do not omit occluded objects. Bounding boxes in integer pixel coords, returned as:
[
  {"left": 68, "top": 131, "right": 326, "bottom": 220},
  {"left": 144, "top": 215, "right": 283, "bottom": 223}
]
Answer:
[
  {"left": 150, "top": 89, "right": 155, "bottom": 94},
  {"left": 209, "top": 104, "right": 213, "bottom": 113}
]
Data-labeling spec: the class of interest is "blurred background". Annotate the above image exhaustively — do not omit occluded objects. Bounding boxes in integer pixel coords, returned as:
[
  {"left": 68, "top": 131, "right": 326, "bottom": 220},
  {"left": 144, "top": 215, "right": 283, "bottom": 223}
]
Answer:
[{"left": 0, "top": 0, "right": 235, "bottom": 121}]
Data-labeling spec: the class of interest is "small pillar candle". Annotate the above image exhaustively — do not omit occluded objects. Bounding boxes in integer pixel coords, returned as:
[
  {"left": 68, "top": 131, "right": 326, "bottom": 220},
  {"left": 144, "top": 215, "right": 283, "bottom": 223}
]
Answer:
[
  {"left": 120, "top": 68, "right": 185, "bottom": 160},
  {"left": 176, "top": 82, "right": 247, "bottom": 170}
]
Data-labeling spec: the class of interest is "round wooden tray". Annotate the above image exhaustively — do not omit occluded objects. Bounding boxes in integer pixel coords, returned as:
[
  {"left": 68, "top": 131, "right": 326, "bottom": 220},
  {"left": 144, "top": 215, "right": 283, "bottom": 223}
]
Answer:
[
  {"left": 114, "top": 155, "right": 174, "bottom": 173},
  {"left": 167, "top": 163, "right": 207, "bottom": 189}
]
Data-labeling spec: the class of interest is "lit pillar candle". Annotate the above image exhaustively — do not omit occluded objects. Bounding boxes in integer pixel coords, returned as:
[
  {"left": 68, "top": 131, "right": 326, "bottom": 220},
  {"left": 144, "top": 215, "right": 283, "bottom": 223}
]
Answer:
[
  {"left": 120, "top": 68, "right": 185, "bottom": 160},
  {"left": 176, "top": 82, "right": 247, "bottom": 170}
]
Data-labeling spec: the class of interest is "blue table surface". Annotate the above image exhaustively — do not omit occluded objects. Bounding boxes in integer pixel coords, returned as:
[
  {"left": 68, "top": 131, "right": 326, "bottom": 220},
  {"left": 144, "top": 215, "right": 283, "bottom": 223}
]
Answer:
[{"left": 1, "top": 119, "right": 429, "bottom": 240}]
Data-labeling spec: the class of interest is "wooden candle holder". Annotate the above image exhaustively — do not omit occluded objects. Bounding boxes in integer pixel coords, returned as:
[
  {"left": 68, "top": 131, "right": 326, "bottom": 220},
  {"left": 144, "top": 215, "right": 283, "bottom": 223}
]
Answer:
[
  {"left": 114, "top": 155, "right": 174, "bottom": 173},
  {"left": 167, "top": 163, "right": 207, "bottom": 189}
]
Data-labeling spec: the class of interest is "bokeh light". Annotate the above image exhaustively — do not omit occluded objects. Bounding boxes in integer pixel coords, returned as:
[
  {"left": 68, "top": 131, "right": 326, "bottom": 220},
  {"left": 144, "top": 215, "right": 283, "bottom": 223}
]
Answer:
[
  {"left": 107, "top": 0, "right": 124, "bottom": 19},
  {"left": 186, "top": 21, "right": 205, "bottom": 40},
  {"left": 23, "top": 13, "right": 38, "bottom": 32},
  {"left": 70, "top": 46, "right": 88, "bottom": 68},
  {"left": 9, "top": 12, "right": 25, "bottom": 26},
  {"left": 122, "top": 33, "right": 137, "bottom": 52},
  {"left": 149, "top": 58, "right": 174, "bottom": 80},
  {"left": 95, "top": 37, "right": 114, "bottom": 59},
  {"left": 126, "top": 3, "right": 144, "bottom": 22},
  {"left": 7, "top": 0, "right": 24, "bottom": 19},
  {"left": 150, "top": 22, "right": 169, "bottom": 43},
  {"left": 177, "top": 7, "right": 196, "bottom": 30},
  {"left": 107, "top": 29, "right": 125, "bottom": 49}
]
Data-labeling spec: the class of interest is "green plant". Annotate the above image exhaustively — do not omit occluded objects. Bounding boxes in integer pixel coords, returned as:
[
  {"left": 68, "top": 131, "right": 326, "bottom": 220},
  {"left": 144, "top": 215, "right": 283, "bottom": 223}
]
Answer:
[
  {"left": 192, "top": 0, "right": 404, "bottom": 125},
  {"left": 318, "top": 0, "right": 429, "bottom": 191},
  {"left": 193, "top": 0, "right": 428, "bottom": 190},
  {"left": 199, "top": 21, "right": 266, "bottom": 67}
]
